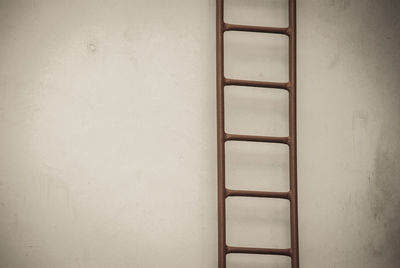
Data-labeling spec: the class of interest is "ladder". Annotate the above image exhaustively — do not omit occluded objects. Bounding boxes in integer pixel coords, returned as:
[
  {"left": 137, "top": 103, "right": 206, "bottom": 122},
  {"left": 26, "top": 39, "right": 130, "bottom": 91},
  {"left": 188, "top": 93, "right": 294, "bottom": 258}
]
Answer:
[{"left": 216, "top": 0, "right": 299, "bottom": 267}]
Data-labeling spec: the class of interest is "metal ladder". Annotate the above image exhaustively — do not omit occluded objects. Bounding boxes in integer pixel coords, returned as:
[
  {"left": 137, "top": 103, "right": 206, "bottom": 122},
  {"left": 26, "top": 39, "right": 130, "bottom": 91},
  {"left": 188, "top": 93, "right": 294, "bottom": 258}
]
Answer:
[{"left": 216, "top": 0, "right": 299, "bottom": 267}]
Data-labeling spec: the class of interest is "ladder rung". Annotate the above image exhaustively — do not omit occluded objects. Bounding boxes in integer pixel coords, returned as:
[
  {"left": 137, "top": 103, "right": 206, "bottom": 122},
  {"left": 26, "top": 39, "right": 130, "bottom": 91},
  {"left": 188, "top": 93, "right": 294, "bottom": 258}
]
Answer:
[
  {"left": 224, "top": 78, "right": 289, "bottom": 90},
  {"left": 226, "top": 246, "right": 291, "bottom": 256},
  {"left": 224, "top": 23, "right": 289, "bottom": 35},
  {"left": 225, "top": 133, "right": 289, "bottom": 145},
  {"left": 225, "top": 189, "right": 290, "bottom": 200}
]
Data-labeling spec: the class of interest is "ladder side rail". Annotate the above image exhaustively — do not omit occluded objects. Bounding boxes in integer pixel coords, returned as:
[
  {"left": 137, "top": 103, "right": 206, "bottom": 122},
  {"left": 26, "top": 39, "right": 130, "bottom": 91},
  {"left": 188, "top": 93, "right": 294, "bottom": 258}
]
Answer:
[
  {"left": 216, "top": 0, "right": 226, "bottom": 267},
  {"left": 289, "top": 0, "right": 300, "bottom": 267}
]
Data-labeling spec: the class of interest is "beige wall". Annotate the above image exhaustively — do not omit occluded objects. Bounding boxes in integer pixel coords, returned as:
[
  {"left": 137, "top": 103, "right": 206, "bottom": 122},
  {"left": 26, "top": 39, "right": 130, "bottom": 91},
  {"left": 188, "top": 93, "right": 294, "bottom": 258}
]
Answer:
[{"left": 0, "top": 0, "right": 399, "bottom": 267}]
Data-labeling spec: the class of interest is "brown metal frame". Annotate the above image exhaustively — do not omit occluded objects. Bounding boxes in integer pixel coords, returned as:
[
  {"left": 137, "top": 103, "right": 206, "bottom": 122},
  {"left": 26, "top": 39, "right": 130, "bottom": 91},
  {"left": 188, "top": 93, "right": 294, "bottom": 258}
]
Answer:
[{"left": 216, "top": 0, "right": 299, "bottom": 267}]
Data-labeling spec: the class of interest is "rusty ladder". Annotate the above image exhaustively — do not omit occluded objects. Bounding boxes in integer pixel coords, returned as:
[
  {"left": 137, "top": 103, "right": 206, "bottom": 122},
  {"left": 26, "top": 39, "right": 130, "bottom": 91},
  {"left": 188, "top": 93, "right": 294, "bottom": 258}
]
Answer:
[{"left": 216, "top": 0, "right": 299, "bottom": 267}]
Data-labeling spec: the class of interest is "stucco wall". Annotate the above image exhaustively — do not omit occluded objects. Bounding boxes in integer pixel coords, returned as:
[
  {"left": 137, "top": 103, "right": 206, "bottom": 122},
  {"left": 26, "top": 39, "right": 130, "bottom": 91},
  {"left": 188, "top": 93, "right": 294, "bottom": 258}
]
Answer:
[{"left": 0, "top": 0, "right": 399, "bottom": 267}]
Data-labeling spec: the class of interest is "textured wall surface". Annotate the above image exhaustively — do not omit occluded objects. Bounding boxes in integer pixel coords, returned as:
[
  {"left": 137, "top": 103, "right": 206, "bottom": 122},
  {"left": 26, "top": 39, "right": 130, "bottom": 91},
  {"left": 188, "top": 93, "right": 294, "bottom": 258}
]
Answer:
[
  {"left": 0, "top": 1, "right": 216, "bottom": 267},
  {"left": 299, "top": 1, "right": 400, "bottom": 267},
  {"left": 0, "top": 0, "right": 399, "bottom": 267}
]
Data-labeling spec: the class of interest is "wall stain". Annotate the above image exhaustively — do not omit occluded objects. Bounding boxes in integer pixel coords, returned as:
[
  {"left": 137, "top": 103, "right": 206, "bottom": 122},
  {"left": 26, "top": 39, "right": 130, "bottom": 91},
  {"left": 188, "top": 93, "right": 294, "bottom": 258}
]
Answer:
[
  {"left": 352, "top": 110, "right": 368, "bottom": 153},
  {"left": 366, "top": 127, "right": 400, "bottom": 264},
  {"left": 329, "top": 0, "right": 351, "bottom": 11},
  {"left": 87, "top": 42, "right": 98, "bottom": 54}
]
